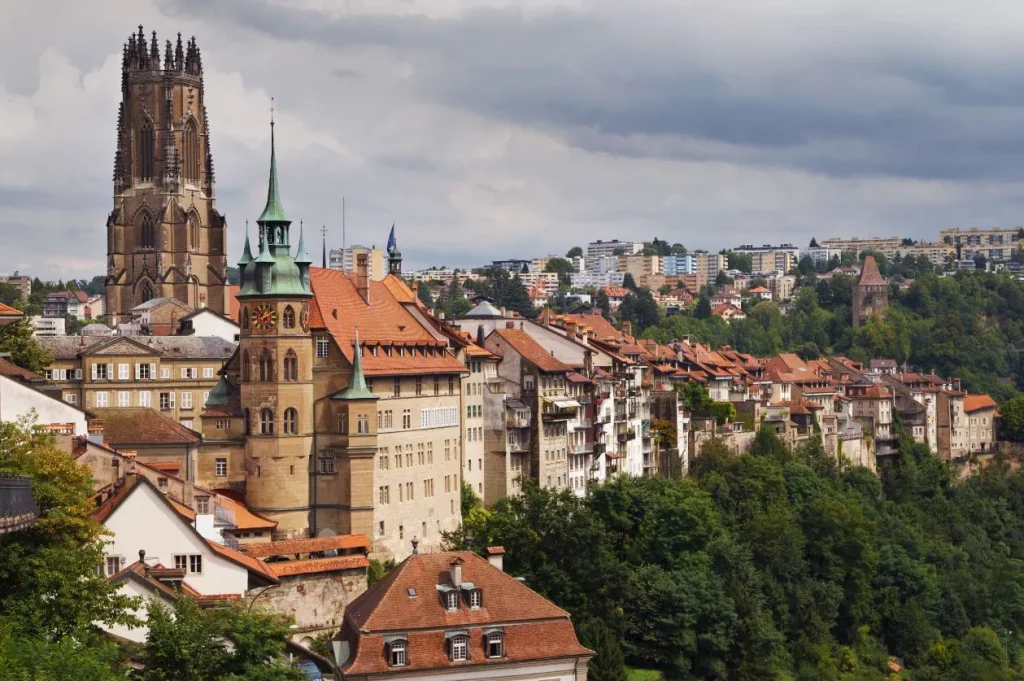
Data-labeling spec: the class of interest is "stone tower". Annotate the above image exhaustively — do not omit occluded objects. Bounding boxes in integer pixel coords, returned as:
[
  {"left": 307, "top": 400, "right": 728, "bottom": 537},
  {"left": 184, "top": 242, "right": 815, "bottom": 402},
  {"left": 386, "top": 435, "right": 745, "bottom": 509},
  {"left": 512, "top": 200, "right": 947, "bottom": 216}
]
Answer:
[
  {"left": 236, "top": 120, "right": 315, "bottom": 537},
  {"left": 105, "top": 27, "right": 229, "bottom": 325},
  {"left": 852, "top": 254, "right": 888, "bottom": 327}
]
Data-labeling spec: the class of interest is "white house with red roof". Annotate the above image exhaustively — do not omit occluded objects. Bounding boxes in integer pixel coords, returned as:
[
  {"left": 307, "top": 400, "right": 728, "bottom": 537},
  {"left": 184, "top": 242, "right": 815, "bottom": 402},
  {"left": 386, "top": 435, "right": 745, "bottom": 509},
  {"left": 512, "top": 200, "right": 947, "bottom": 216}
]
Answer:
[{"left": 334, "top": 545, "right": 592, "bottom": 681}]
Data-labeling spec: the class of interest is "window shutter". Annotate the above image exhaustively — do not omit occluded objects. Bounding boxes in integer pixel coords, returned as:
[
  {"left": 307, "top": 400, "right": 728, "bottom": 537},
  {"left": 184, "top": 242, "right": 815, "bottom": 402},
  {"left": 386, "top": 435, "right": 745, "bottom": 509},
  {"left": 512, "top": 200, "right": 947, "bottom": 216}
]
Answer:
[
  {"left": 135, "top": 364, "right": 140, "bottom": 380},
  {"left": 107, "top": 364, "right": 113, "bottom": 380},
  {"left": 91, "top": 364, "right": 97, "bottom": 380},
  {"left": 150, "top": 363, "right": 156, "bottom": 379},
  {"left": 170, "top": 392, "right": 176, "bottom": 408},
  {"left": 75, "top": 368, "right": 82, "bottom": 380}
]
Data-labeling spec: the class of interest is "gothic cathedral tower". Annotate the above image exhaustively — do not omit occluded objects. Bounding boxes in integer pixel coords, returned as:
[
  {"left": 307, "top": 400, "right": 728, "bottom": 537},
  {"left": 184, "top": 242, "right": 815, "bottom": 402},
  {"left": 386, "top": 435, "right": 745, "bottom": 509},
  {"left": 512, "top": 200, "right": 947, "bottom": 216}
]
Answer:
[
  {"left": 236, "top": 119, "right": 315, "bottom": 537},
  {"left": 105, "top": 27, "right": 229, "bottom": 325}
]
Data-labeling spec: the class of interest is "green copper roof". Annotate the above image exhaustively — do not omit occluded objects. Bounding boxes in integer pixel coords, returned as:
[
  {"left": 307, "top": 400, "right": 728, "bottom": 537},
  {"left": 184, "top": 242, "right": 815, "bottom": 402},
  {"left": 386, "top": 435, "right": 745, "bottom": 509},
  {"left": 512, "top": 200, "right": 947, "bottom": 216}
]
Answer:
[
  {"left": 257, "top": 122, "right": 289, "bottom": 225},
  {"left": 238, "top": 223, "right": 253, "bottom": 267},
  {"left": 294, "top": 221, "right": 313, "bottom": 265},
  {"left": 253, "top": 229, "right": 275, "bottom": 264},
  {"left": 205, "top": 375, "right": 234, "bottom": 407},
  {"left": 331, "top": 329, "right": 377, "bottom": 401}
]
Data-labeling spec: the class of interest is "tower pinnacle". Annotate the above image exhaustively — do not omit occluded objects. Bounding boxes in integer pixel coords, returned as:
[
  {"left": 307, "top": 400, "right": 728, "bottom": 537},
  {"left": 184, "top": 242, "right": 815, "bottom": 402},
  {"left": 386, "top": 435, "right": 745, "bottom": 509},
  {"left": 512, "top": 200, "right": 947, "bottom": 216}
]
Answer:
[{"left": 257, "top": 107, "right": 288, "bottom": 225}]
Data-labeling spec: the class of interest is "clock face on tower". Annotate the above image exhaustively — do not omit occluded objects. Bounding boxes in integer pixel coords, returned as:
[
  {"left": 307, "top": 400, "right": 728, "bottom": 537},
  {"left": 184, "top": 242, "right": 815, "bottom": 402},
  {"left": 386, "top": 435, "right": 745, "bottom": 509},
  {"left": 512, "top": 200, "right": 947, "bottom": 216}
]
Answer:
[
  {"left": 300, "top": 303, "right": 311, "bottom": 332},
  {"left": 250, "top": 303, "right": 278, "bottom": 334}
]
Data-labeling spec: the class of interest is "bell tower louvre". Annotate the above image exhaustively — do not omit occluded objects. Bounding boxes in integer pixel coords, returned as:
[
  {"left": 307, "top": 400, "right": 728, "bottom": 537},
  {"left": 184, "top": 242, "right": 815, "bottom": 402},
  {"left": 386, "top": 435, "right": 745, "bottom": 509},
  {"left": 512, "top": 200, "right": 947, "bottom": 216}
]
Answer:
[{"left": 105, "top": 26, "right": 229, "bottom": 325}]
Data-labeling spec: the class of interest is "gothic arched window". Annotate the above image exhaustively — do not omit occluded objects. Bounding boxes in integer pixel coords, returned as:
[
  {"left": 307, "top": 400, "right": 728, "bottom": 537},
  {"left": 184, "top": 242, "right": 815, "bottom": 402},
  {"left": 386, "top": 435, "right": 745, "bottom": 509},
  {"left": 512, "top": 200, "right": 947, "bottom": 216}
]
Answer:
[
  {"left": 260, "top": 408, "right": 274, "bottom": 435},
  {"left": 183, "top": 119, "right": 200, "bottom": 182},
  {"left": 284, "top": 349, "right": 298, "bottom": 381},
  {"left": 258, "top": 350, "right": 274, "bottom": 382},
  {"left": 283, "top": 408, "right": 298, "bottom": 435},
  {"left": 138, "top": 281, "right": 154, "bottom": 304},
  {"left": 241, "top": 350, "right": 250, "bottom": 382},
  {"left": 139, "top": 118, "right": 155, "bottom": 181},
  {"left": 188, "top": 213, "right": 200, "bottom": 251},
  {"left": 139, "top": 213, "right": 155, "bottom": 249},
  {"left": 282, "top": 305, "right": 295, "bottom": 329}
]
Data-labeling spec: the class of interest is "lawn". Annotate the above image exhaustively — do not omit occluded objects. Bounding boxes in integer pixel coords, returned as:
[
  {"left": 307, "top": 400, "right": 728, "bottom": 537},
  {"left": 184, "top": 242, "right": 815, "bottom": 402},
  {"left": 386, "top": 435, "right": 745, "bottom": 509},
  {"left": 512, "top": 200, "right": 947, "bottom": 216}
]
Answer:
[{"left": 626, "top": 666, "right": 665, "bottom": 681}]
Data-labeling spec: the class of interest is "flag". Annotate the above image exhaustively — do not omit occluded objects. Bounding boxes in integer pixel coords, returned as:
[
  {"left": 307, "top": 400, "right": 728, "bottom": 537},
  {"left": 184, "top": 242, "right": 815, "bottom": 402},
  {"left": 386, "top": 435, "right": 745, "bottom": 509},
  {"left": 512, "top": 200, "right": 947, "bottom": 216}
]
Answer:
[{"left": 386, "top": 224, "right": 396, "bottom": 253}]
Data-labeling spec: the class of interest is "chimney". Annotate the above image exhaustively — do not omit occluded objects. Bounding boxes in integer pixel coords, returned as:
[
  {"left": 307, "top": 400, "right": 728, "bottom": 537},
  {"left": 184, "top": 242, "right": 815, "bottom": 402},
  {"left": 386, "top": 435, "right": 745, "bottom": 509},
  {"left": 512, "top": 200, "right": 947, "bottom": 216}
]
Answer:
[
  {"left": 477, "top": 325, "right": 485, "bottom": 346},
  {"left": 486, "top": 546, "right": 505, "bottom": 572},
  {"left": 139, "top": 549, "right": 148, "bottom": 575},
  {"left": 356, "top": 253, "right": 370, "bottom": 304},
  {"left": 505, "top": 321, "right": 515, "bottom": 329},
  {"left": 125, "top": 457, "right": 137, "bottom": 487},
  {"left": 463, "top": 534, "right": 473, "bottom": 551},
  {"left": 411, "top": 536, "right": 419, "bottom": 555},
  {"left": 565, "top": 320, "right": 577, "bottom": 340},
  {"left": 451, "top": 557, "right": 463, "bottom": 587},
  {"left": 622, "top": 321, "right": 633, "bottom": 338}
]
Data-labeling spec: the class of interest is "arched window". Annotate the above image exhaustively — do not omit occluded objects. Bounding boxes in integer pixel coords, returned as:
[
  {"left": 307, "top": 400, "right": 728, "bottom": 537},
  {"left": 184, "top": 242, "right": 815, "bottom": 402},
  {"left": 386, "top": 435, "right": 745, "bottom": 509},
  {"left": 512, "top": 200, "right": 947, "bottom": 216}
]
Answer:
[
  {"left": 283, "top": 349, "right": 298, "bottom": 381},
  {"left": 137, "top": 281, "right": 154, "bottom": 304},
  {"left": 183, "top": 119, "right": 200, "bottom": 182},
  {"left": 243, "top": 408, "right": 251, "bottom": 435},
  {"left": 448, "top": 634, "right": 469, "bottom": 662},
  {"left": 241, "top": 350, "right": 250, "bottom": 382},
  {"left": 188, "top": 213, "right": 200, "bottom": 251},
  {"left": 258, "top": 350, "right": 273, "bottom": 382},
  {"left": 139, "top": 213, "right": 155, "bottom": 249},
  {"left": 139, "top": 118, "right": 154, "bottom": 181},
  {"left": 283, "top": 408, "right": 298, "bottom": 435},
  {"left": 282, "top": 305, "right": 295, "bottom": 329},
  {"left": 260, "top": 408, "right": 274, "bottom": 435},
  {"left": 240, "top": 307, "right": 249, "bottom": 330}
]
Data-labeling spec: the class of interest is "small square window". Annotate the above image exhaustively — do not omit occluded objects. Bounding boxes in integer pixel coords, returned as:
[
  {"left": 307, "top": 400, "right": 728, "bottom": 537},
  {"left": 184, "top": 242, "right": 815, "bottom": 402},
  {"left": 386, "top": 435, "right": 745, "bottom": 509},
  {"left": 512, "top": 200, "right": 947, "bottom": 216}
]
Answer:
[{"left": 446, "top": 591, "right": 459, "bottom": 610}]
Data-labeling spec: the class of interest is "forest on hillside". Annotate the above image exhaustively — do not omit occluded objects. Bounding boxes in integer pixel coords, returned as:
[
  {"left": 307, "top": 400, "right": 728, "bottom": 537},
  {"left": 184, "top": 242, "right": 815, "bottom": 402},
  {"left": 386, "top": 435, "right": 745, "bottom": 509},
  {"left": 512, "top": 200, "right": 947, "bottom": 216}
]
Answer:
[{"left": 452, "top": 428, "right": 1024, "bottom": 680}]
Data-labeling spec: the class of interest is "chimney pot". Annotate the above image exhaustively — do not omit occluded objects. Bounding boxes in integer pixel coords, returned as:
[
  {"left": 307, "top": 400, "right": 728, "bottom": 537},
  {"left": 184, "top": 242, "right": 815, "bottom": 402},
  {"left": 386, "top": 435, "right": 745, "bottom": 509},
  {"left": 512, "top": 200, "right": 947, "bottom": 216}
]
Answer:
[
  {"left": 486, "top": 546, "right": 505, "bottom": 572},
  {"left": 463, "top": 534, "right": 473, "bottom": 551},
  {"left": 411, "top": 536, "right": 419, "bottom": 555}
]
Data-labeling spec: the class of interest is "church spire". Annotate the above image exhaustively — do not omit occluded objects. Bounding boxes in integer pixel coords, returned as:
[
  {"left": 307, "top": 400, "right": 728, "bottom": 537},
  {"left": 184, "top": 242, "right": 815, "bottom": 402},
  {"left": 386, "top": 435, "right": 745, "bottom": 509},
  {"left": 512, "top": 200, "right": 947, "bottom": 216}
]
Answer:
[
  {"left": 239, "top": 221, "right": 253, "bottom": 267},
  {"left": 257, "top": 102, "right": 288, "bottom": 225}
]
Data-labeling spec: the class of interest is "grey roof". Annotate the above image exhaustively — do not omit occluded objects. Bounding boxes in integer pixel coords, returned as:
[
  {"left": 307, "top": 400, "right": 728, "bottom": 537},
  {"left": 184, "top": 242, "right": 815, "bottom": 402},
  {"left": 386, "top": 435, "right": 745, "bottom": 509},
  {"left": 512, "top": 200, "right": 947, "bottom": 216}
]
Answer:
[
  {"left": 80, "top": 324, "right": 113, "bottom": 336},
  {"left": 131, "top": 296, "right": 185, "bottom": 311},
  {"left": 39, "top": 335, "right": 236, "bottom": 360},
  {"left": 465, "top": 300, "right": 503, "bottom": 317}
]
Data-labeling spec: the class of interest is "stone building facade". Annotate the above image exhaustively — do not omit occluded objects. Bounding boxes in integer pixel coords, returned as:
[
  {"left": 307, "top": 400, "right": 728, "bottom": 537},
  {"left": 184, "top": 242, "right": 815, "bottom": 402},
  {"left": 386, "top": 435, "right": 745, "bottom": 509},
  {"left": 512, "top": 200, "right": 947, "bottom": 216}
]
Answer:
[
  {"left": 106, "top": 27, "right": 229, "bottom": 324},
  {"left": 851, "top": 255, "right": 888, "bottom": 327}
]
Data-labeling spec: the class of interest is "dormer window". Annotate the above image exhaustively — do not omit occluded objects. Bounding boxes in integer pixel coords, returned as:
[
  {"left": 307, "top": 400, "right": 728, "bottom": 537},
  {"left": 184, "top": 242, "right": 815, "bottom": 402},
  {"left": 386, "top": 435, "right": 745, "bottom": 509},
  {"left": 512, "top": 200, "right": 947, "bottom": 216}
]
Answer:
[
  {"left": 445, "top": 590, "right": 459, "bottom": 610},
  {"left": 387, "top": 638, "right": 408, "bottom": 667},
  {"left": 468, "top": 588, "right": 482, "bottom": 609},
  {"left": 486, "top": 632, "right": 504, "bottom": 658},
  {"left": 449, "top": 634, "right": 469, "bottom": 662}
]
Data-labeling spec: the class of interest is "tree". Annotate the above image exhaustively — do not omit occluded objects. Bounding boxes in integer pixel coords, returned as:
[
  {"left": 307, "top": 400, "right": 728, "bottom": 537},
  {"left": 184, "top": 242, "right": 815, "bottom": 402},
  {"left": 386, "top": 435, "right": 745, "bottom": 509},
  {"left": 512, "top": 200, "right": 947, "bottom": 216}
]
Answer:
[
  {"left": 999, "top": 396, "right": 1024, "bottom": 440},
  {"left": 545, "top": 258, "right": 575, "bottom": 287},
  {"left": 461, "top": 480, "right": 482, "bottom": 517},
  {"left": 809, "top": 237, "right": 819, "bottom": 248},
  {"left": 578, "top": 619, "right": 627, "bottom": 681},
  {"left": 596, "top": 290, "right": 611, "bottom": 319},
  {"left": 416, "top": 283, "right": 435, "bottom": 309},
  {"left": 0, "top": 318, "right": 52, "bottom": 373},
  {"left": 726, "top": 251, "right": 752, "bottom": 274},
  {"left": 143, "top": 598, "right": 303, "bottom": 681},
  {"left": 694, "top": 294, "right": 712, "bottom": 319},
  {"left": 974, "top": 254, "right": 987, "bottom": 271},
  {"left": 715, "top": 270, "right": 731, "bottom": 287},
  {"left": 0, "top": 283, "right": 21, "bottom": 308},
  {"left": 612, "top": 247, "right": 628, "bottom": 256},
  {"left": 622, "top": 273, "right": 637, "bottom": 291},
  {"left": 566, "top": 246, "right": 583, "bottom": 258},
  {"left": 670, "top": 243, "right": 687, "bottom": 256}
]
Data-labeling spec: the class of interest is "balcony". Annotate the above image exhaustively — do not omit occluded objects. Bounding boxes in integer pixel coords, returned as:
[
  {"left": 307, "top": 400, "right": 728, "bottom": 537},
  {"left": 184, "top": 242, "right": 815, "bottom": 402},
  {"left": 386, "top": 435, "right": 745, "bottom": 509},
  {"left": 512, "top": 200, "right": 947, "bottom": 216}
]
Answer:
[
  {"left": 617, "top": 429, "right": 636, "bottom": 443},
  {"left": 571, "top": 418, "right": 593, "bottom": 431},
  {"left": 571, "top": 442, "right": 594, "bottom": 455},
  {"left": 509, "top": 439, "right": 530, "bottom": 453},
  {"left": 506, "top": 415, "right": 531, "bottom": 429},
  {"left": 213, "top": 500, "right": 236, "bottom": 527}
]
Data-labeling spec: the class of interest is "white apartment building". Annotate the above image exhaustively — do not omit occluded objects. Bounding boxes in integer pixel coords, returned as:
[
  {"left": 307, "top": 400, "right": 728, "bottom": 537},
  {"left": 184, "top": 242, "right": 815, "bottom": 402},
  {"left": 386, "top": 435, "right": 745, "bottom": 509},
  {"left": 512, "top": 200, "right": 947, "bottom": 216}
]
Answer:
[{"left": 586, "top": 239, "right": 643, "bottom": 261}]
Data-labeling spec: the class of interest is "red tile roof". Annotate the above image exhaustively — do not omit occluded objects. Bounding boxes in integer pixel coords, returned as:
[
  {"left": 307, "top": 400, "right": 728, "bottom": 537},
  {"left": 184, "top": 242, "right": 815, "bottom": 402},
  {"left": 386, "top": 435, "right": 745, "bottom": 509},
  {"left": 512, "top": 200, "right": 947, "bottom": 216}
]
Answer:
[
  {"left": 309, "top": 269, "right": 466, "bottom": 377},
  {"left": 169, "top": 497, "right": 197, "bottom": 521},
  {"left": 91, "top": 408, "right": 201, "bottom": 446},
  {"left": 268, "top": 554, "right": 370, "bottom": 577},
  {"left": 964, "top": 394, "right": 998, "bottom": 412},
  {"left": 340, "top": 551, "right": 590, "bottom": 674},
  {"left": 147, "top": 461, "right": 181, "bottom": 473},
  {"left": 0, "top": 356, "right": 44, "bottom": 383},
  {"left": 215, "top": 495, "right": 278, "bottom": 531},
  {"left": 92, "top": 476, "right": 145, "bottom": 523},
  {"left": 241, "top": 534, "right": 370, "bottom": 559},
  {"left": 858, "top": 255, "right": 887, "bottom": 286},
  {"left": 206, "top": 540, "right": 278, "bottom": 583},
  {"left": 489, "top": 328, "right": 572, "bottom": 374},
  {"left": 0, "top": 302, "right": 22, "bottom": 316}
]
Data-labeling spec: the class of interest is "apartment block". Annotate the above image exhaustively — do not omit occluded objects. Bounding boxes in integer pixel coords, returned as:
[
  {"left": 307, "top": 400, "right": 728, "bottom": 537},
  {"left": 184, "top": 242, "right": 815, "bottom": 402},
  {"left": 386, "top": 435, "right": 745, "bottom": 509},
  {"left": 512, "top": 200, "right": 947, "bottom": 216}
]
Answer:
[
  {"left": 820, "top": 236, "right": 902, "bottom": 259},
  {"left": 586, "top": 239, "right": 643, "bottom": 261},
  {"left": 939, "top": 227, "right": 1023, "bottom": 262},
  {"left": 328, "top": 246, "right": 387, "bottom": 280}
]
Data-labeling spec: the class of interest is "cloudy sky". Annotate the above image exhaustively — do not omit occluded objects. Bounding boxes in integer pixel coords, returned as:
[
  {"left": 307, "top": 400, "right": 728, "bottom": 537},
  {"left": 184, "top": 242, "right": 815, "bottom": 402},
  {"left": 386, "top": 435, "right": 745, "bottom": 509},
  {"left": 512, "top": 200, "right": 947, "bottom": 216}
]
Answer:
[{"left": 4, "top": 0, "right": 1024, "bottom": 280}]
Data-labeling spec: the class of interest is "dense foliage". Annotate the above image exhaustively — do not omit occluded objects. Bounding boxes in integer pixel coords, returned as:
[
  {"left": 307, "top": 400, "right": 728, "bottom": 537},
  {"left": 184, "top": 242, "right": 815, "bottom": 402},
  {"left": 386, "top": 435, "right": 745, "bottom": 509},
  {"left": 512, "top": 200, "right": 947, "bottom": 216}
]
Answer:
[
  {"left": 643, "top": 270, "right": 1024, "bottom": 402},
  {"left": 452, "top": 430, "right": 1024, "bottom": 679}
]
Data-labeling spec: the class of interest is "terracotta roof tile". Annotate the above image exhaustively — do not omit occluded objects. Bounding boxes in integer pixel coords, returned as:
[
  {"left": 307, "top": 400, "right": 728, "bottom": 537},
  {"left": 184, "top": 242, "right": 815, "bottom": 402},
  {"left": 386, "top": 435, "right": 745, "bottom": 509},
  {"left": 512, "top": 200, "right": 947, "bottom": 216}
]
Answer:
[
  {"left": 309, "top": 268, "right": 466, "bottom": 377},
  {"left": 0, "top": 356, "right": 44, "bottom": 383},
  {"left": 168, "top": 497, "right": 196, "bottom": 521},
  {"left": 345, "top": 551, "right": 570, "bottom": 633},
  {"left": 242, "top": 534, "right": 369, "bottom": 558},
  {"left": 0, "top": 302, "right": 22, "bottom": 316},
  {"left": 268, "top": 555, "right": 370, "bottom": 577},
  {"left": 91, "top": 408, "right": 201, "bottom": 446},
  {"left": 147, "top": 461, "right": 181, "bottom": 473},
  {"left": 344, "top": 620, "right": 591, "bottom": 675},
  {"left": 489, "top": 328, "right": 572, "bottom": 374},
  {"left": 857, "top": 255, "right": 887, "bottom": 286},
  {"left": 964, "top": 394, "right": 998, "bottom": 412},
  {"left": 214, "top": 495, "right": 278, "bottom": 531},
  {"left": 206, "top": 540, "right": 278, "bottom": 583},
  {"left": 92, "top": 476, "right": 145, "bottom": 523}
]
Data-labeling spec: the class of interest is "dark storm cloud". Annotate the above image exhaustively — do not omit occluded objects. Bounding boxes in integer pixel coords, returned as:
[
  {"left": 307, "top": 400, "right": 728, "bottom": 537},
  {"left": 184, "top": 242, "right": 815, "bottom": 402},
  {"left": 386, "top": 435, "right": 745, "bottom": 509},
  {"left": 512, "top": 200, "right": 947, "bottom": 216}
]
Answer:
[{"left": 158, "top": 0, "right": 1024, "bottom": 183}]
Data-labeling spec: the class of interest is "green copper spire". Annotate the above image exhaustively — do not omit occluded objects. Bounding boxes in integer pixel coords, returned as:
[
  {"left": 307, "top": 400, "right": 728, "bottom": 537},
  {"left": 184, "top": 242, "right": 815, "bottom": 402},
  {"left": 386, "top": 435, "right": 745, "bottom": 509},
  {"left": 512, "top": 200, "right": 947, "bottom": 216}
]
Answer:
[
  {"left": 294, "top": 220, "right": 313, "bottom": 265},
  {"left": 257, "top": 115, "right": 289, "bottom": 225},
  {"left": 331, "top": 328, "right": 376, "bottom": 401},
  {"left": 254, "top": 226, "right": 275, "bottom": 264},
  {"left": 238, "top": 221, "right": 253, "bottom": 267},
  {"left": 205, "top": 373, "right": 234, "bottom": 407}
]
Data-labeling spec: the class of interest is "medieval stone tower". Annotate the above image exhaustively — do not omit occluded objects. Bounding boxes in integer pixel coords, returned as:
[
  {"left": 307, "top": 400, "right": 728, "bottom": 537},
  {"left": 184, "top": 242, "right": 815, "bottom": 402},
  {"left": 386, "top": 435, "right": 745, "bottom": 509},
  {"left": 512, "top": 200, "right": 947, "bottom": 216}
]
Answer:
[
  {"left": 105, "top": 27, "right": 229, "bottom": 325},
  {"left": 236, "top": 120, "right": 315, "bottom": 537},
  {"left": 852, "top": 254, "right": 889, "bottom": 327}
]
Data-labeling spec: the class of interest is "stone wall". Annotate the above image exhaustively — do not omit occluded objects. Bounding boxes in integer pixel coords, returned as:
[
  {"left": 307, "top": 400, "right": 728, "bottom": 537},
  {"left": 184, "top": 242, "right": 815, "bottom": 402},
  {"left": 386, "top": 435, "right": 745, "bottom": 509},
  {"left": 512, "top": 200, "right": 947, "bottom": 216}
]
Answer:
[{"left": 251, "top": 568, "right": 367, "bottom": 638}]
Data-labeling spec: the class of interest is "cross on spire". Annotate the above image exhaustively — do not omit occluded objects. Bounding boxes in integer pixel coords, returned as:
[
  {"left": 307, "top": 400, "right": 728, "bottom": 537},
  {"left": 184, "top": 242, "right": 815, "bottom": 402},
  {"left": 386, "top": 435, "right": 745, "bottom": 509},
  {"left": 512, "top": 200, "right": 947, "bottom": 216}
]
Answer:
[{"left": 270, "top": 97, "right": 275, "bottom": 126}]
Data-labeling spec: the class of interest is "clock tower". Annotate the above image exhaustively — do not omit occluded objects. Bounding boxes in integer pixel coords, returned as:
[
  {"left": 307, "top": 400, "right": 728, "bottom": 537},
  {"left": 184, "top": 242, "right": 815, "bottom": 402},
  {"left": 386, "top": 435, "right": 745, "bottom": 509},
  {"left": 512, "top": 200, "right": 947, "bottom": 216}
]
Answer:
[{"left": 235, "top": 119, "right": 315, "bottom": 537}]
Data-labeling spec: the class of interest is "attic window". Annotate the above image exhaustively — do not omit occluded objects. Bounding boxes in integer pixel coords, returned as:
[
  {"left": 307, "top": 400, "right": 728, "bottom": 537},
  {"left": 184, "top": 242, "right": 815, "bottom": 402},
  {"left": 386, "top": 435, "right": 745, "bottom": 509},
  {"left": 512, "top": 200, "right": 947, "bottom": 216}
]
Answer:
[
  {"left": 467, "top": 588, "right": 482, "bottom": 609},
  {"left": 449, "top": 634, "right": 469, "bottom": 662},
  {"left": 445, "top": 590, "right": 459, "bottom": 610},
  {"left": 486, "top": 632, "right": 504, "bottom": 658},
  {"left": 407, "top": 587, "right": 417, "bottom": 598},
  {"left": 387, "top": 639, "right": 408, "bottom": 667}
]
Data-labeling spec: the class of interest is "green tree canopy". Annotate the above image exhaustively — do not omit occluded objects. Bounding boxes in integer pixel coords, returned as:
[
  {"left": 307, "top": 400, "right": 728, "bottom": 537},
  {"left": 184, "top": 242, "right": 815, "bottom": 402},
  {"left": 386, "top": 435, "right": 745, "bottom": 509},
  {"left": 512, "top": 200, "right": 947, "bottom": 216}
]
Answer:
[
  {"left": 0, "top": 317, "right": 52, "bottom": 373},
  {"left": 566, "top": 246, "right": 584, "bottom": 258}
]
